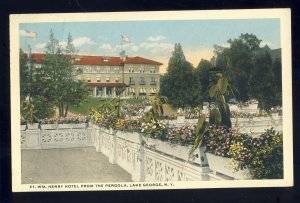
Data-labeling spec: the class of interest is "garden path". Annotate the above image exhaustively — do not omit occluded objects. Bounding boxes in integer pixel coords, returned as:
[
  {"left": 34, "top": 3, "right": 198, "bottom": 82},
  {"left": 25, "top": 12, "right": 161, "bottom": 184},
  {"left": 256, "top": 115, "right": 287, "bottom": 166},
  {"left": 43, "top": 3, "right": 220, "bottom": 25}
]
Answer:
[{"left": 21, "top": 147, "right": 132, "bottom": 184}]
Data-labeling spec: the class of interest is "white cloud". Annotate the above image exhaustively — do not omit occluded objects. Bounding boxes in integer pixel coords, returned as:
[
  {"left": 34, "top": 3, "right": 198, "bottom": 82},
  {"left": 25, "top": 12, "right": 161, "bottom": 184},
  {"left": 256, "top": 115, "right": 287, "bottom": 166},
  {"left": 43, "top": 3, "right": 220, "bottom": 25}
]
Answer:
[
  {"left": 131, "top": 45, "right": 139, "bottom": 52},
  {"left": 34, "top": 43, "right": 46, "bottom": 51},
  {"left": 139, "top": 42, "right": 173, "bottom": 55},
  {"left": 73, "top": 37, "right": 93, "bottom": 47},
  {"left": 147, "top": 35, "right": 166, "bottom": 42},
  {"left": 20, "top": 30, "right": 26, "bottom": 36},
  {"left": 99, "top": 43, "right": 114, "bottom": 51}
]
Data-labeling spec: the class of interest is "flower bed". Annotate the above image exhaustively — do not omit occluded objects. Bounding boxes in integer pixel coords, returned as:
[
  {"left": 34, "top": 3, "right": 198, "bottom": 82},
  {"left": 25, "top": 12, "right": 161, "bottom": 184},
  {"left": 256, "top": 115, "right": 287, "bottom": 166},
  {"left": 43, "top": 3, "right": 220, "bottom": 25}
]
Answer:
[
  {"left": 206, "top": 152, "right": 251, "bottom": 179},
  {"left": 203, "top": 126, "right": 283, "bottom": 179},
  {"left": 89, "top": 102, "right": 283, "bottom": 180}
]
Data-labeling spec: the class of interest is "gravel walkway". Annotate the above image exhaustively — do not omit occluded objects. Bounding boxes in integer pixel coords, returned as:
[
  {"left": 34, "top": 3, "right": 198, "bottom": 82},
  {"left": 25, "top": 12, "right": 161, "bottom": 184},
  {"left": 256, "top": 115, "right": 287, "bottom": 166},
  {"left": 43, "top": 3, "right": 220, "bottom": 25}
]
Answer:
[{"left": 21, "top": 147, "right": 132, "bottom": 184}]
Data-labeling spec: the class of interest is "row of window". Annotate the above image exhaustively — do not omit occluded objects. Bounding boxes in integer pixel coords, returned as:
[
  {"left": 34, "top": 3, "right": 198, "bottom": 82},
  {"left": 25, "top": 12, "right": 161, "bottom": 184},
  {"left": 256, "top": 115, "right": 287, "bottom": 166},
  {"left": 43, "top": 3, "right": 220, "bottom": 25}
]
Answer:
[
  {"left": 79, "top": 66, "right": 157, "bottom": 73},
  {"left": 79, "top": 76, "right": 156, "bottom": 85}
]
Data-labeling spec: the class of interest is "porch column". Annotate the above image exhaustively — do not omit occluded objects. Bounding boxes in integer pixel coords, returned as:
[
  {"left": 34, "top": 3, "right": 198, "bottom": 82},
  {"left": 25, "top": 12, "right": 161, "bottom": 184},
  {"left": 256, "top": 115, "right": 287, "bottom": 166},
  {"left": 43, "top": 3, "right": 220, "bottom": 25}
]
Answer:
[
  {"left": 112, "top": 87, "right": 116, "bottom": 98},
  {"left": 94, "top": 86, "right": 97, "bottom": 96},
  {"left": 103, "top": 86, "right": 106, "bottom": 97}
]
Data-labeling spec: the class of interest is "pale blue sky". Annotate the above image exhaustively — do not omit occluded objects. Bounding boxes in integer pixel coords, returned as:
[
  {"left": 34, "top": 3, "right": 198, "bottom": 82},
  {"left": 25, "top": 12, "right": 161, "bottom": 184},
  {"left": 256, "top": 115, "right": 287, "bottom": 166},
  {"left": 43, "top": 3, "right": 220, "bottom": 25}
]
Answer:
[{"left": 20, "top": 19, "right": 280, "bottom": 72}]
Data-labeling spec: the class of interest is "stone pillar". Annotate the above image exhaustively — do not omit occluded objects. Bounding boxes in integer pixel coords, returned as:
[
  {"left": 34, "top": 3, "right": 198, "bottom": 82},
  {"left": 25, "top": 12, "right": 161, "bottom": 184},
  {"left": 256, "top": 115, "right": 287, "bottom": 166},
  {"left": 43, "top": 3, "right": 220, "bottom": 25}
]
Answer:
[
  {"left": 109, "top": 130, "right": 117, "bottom": 164},
  {"left": 131, "top": 134, "right": 145, "bottom": 182},
  {"left": 94, "top": 86, "right": 97, "bottom": 97},
  {"left": 26, "top": 129, "right": 41, "bottom": 149},
  {"left": 112, "top": 87, "right": 116, "bottom": 98},
  {"left": 103, "top": 86, "right": 106, "bottom": 97}
]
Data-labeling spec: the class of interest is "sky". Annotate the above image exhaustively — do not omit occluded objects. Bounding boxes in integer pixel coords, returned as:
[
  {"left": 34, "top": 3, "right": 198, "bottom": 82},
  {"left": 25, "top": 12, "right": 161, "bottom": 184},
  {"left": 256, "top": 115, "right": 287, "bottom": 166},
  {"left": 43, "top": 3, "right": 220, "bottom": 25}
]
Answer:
[{"left": 20, "top": 19, "right": 281, "bottom": 73}]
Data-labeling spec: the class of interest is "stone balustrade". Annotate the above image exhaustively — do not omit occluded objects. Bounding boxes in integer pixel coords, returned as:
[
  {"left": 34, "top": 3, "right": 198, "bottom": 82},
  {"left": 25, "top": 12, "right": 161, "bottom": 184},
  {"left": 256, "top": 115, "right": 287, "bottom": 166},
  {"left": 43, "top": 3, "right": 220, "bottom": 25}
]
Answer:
[{"left": 20, "top": 115, "right": 282, "bottom": 181}]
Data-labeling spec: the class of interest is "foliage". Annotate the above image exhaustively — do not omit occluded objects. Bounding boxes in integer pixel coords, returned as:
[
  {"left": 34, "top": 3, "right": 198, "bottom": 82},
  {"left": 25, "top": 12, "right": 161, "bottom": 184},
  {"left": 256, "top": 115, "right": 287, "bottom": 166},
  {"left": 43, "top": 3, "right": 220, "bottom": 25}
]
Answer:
[
  {"left": 21, "top": 100, "right": 38, "bottom": 124},
  {"left": 212, "top": 33, "right": 282, "bottom": 109},
  {"left": 208, "top": 69, "right": 234, "bottom": 128},
  {"left": 20, "top": 116, "right": 27, "bottom": 125},
  {"left": 247, "top": 128, "right": 283, "bottom": 179},
  {"left": 20, "top": 49, "right": 31, "bottom": 101},
  {"left": 166, "top": 124, "right": 196, "bottom": 145},
  {"left": 32, "top": 30, "right": 88, "bottom": 117},
  {"left": 40, "top": 116, "right": 88, "bottom": 124},
  {"left": 116, "top": 118, "right": 141, "bottom": 132},
  {"left": 249, "top": 51, "right": 280, "bottom": 109},
  {"left": 203, "top": 125, "right": 251, "bottom": 158},
  {"left": 140, "top": 120, "right": 168, "bottom": 140},
  {"left": 160, "top": 43, "right": 198, "bottom": 108},
  {"left": 203, "top": 125, "right": 283, "bottom": 179},
  {"left": 194, "top": 59, "right": 213, "bottom": 103},
  {"left": 192, "top": 114, "right": 210, "bottom": 150}
]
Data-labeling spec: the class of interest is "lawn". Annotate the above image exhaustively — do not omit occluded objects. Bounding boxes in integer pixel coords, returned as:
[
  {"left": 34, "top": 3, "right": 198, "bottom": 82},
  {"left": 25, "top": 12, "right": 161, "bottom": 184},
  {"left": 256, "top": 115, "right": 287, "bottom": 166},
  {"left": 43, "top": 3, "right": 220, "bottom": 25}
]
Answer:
[{"left": 69, "top": 97, "right": 146, "bottom": 115}]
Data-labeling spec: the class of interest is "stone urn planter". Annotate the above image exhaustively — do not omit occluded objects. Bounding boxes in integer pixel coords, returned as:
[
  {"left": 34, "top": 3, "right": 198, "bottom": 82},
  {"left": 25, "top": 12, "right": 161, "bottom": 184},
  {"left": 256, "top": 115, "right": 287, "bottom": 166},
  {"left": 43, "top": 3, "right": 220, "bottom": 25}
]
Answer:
[
  {"left": 27, "top": 123, "right": 39, "bottom": 130},
  {"left": 206, "top": 152, "right": 251, "bottom": 180},
  {"left": 40, "top": 124, "right": 58, "bottom": 130},
  {"left": 21, "top": 125, "right": 27, "bottom": 131},
  {"left": 271, "top": 112, "right": 279, "bottom": 119}
]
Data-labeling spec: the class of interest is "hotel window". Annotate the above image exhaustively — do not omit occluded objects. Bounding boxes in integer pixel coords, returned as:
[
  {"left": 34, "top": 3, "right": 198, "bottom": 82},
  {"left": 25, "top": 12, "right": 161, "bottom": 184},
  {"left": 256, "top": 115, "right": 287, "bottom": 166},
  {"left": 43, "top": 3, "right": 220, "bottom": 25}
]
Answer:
[
  {"left": 97, "top": 77, "right": 101, "bottom": 82},
  {"left": 150, "top": 77, "right": 156, "bottom": 85},
  {"left": 87, "top": 77, "right": 91, "bottom": 82},
  {"left": 129, "top": 77, "right": 134, "bottom": 85},
  {"left": 140, "top": 77, "right": 145, "bottom": 85},
  {"left": 106, "top": 77, "right": 110, "bottom": 82},
  {"left": 115, "top": 77, "right": 119, "bottom": 82}
]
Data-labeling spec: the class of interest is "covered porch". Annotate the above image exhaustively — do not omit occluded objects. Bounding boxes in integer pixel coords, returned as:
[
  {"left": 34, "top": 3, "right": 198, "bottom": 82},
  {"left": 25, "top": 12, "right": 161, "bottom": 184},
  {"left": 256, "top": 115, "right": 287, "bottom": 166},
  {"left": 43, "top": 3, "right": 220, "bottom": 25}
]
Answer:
[{"left": 87, "top": 82, "right": 129, "bottom": 98}]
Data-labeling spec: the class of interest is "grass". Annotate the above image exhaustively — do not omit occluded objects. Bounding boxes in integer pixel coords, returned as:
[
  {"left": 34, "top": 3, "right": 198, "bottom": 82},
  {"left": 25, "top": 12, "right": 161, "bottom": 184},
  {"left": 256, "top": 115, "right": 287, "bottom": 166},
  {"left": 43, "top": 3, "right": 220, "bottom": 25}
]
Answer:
[{"left": 69, "top": 97, "right": 146, "bottom": 115}]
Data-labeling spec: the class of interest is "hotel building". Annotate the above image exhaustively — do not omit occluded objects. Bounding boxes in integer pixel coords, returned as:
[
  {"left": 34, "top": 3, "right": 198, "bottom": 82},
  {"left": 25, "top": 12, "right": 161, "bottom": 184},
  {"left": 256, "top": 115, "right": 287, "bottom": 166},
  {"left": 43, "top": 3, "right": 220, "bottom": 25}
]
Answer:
[{"left": 31, "top": 53, "right": 162, "bottom": 98}]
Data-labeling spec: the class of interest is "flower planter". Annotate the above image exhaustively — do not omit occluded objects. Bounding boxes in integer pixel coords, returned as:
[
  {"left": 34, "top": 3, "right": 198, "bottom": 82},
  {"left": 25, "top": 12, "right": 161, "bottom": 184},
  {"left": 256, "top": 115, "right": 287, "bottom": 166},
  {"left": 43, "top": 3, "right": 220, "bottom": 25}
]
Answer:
[
  {"left": 40, "top": 124, "right": 58, "bottom": 130},
  {"left": 27, "top": 123, "right": 39, "bottom": 130},
  {"left": 143, "top": 137, "right": 206, "bottom": 165},
  {"left": 271, "top": 113, "right": 279, "bottom": 119},
  {"left": 103, "top": 128, "right": 114, "bottom": 135},
  {"left": 177, "top": 115, "right": 185, "bottom": 124},
  {"left": 21, "top": 125, "right": 27, "bottom": 131},
  {"left": 116, "top": 131, "right": 141, "bottom": 143},
  {"left": 57, "top": 123, "right": 87, "bottom": 129},
  {"left": 206, "top": 152, "right": 251, "bottom": 180}
]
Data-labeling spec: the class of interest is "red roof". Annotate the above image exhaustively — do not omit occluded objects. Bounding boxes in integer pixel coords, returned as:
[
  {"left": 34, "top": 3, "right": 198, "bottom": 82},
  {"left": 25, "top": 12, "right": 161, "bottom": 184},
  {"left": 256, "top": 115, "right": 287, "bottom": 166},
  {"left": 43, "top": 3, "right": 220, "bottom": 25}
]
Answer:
[
  {"left": 29, "top": 53, "right": 163, "bottom": 66},
  {"left": 87, "top": 82, "right": 129, "bottom": 87}
]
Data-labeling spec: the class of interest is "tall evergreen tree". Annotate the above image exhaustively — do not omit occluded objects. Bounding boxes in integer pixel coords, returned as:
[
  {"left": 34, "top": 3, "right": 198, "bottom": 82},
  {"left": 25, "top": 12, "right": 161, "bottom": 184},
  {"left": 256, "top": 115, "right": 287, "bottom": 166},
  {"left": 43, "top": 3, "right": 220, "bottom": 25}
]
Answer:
[
  {"left": 194, "top": 59, "right": 213, "bottom": 103},
  {"left": 160, "top": 43, "right": 197, "bottom": 108},
  {"left": 34, "top": 30, "right": 88, "bottom": 117}
]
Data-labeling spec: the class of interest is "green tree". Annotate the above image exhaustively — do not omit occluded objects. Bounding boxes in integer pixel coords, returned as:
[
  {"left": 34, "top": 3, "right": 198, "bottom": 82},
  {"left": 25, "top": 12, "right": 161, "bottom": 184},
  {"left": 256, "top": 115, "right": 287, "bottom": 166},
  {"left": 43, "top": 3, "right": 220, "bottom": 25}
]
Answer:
[
  {"left": 194, "top": 59, "right": 213, "bottom": 103},
  {"left": 35, "top": 30, "right": 89, "bottom": 117},
  {"left": 160, "top": 43, "right": 197, "bottom": 108},
  {"left": 249, "top": 51, "right": 276, "bottom": 110},
  {"left": 272, "top": 58, "right": 282, "bottom": 107},
  {"left": 222, "top": 33, "right": 261, "bottom": 101},
  {"left": 20, "top": 49, "right": 30, "bottom": 101}
]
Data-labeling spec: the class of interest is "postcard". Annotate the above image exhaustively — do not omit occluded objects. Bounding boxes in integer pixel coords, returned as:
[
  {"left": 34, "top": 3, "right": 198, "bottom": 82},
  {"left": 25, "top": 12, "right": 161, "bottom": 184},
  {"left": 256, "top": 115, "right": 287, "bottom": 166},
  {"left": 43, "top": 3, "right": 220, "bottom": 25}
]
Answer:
[{"left": 10, "top": 9, "right": 293, "bottom": 192}]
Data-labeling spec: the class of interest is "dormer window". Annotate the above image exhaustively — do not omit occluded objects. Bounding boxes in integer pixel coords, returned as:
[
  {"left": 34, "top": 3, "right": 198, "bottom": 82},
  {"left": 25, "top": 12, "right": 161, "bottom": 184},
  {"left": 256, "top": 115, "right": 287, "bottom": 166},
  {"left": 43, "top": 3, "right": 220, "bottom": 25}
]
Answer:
[{"left": 102, "top": 57, "right": 111, "bottom": 62}]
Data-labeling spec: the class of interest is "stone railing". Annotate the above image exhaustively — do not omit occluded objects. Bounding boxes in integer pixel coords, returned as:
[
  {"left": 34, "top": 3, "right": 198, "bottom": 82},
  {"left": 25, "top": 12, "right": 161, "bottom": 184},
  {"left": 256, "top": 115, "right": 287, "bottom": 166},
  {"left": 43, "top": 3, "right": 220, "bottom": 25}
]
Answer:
[
  {"left": 92, "top": 126, "right": 210, "bottom": 182},
  {"left": 20, "top": 118, "right": 282, "bottom": 181},
  {"left": 165, "top": 115, "right": 283, "bottom": 137},
  {"left": 21, "top": 123, "right": 93, "bottom": 149}
]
